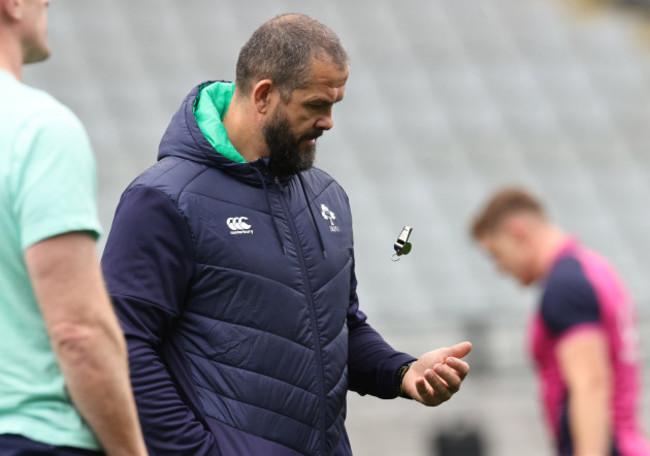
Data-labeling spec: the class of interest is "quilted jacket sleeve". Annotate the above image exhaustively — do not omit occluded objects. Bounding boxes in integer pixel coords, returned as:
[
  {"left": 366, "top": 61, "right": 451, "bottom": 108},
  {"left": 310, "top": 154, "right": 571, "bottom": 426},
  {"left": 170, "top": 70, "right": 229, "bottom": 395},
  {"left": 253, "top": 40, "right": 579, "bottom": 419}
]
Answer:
[
  {"left": 101, "top": 185, "right": 220, "bottom": 456},
  {"left": 346, "top": 254, "right": 416, "bottom": 399}
]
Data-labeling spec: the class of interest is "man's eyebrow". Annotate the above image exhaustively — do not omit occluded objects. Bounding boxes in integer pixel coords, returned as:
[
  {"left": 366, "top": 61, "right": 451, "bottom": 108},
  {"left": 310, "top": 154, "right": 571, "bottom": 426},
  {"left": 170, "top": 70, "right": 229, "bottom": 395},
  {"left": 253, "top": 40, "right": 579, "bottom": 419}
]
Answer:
[
  {"left": 305, "top": 95, "right": 343, "bottom": 106},
  {"left": 304, "top": 97, "right": 335, "bottom": 104}
]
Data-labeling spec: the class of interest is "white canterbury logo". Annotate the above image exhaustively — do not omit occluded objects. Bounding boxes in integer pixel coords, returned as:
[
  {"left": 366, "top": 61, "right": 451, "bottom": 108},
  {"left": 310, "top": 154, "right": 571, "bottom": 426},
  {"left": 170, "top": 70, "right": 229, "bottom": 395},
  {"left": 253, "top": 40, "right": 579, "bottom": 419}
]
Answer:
[{"left": 227, "top": 217, "right": 253, "bottom": 235}]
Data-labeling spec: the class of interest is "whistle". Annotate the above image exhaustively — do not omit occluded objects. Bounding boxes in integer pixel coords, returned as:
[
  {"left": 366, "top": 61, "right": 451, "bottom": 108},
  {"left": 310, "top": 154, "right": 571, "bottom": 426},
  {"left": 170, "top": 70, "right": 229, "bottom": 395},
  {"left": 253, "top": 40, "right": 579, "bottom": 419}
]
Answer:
[{"left": 392, "top": 226, "right": 413, "bottom": 261}]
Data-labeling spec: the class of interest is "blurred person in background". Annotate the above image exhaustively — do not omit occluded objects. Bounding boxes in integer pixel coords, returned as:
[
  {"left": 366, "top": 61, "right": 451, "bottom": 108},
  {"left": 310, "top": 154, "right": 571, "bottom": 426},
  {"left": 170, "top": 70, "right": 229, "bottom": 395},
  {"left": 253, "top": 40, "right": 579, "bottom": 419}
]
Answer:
[
  {"left": 101, "top": 13, "right": 471, "bottom": 456},
  {"left": 0, "top": 0, "right": 148, "bottom": 455},
  {"left": 471, "top": 186, "right": 650, "bottom": 456}
]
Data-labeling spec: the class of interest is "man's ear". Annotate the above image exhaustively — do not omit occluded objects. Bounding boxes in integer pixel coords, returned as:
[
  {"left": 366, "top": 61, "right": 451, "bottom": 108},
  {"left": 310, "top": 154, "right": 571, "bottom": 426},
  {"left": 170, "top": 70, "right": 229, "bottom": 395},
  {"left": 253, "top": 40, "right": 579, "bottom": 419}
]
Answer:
[
  {"left": 1, "top": 0, "right": 24, "bottom": 21},
  {"left": 502, "top": 215, "right": 529, "bottom": 241},
  {"left": 252, "top": 79, "right": 275, "bottom": 115}
]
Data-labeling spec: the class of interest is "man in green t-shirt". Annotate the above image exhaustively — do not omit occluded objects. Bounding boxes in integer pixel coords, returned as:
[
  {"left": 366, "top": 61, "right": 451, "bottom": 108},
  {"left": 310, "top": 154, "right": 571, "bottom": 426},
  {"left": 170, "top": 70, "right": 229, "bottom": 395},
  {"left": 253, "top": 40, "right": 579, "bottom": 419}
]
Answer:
[{"left": 0, "top": 1, "right": 147, "bottom": 455}]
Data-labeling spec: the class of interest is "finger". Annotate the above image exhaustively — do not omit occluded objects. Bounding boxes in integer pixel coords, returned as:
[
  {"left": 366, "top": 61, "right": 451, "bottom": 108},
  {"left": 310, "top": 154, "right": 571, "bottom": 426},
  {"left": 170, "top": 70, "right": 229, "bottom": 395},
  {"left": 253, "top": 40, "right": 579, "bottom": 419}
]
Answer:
[
  {"left": 415, "top": 374, "right": 440, "bottom": 406},
  {"left": 444, "top": 341, "right": 472, "bottom": 360},
  {"left": 444, "top": 357, "right": 470, "bottom": 379},
  {"left": 434, "top": 363, "right": 462, "bottom": 393},
  {"left": 425, "top": 366, "right": 453, "bottom": 404},
  {"left": 415, "top": 375, "right": 432, "bottom": 400}
]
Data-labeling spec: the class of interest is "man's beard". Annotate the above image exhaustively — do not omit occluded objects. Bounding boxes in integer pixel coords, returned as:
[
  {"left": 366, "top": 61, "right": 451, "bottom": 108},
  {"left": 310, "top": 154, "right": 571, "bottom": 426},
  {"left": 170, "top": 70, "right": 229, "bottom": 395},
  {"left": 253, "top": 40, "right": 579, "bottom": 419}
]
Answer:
[{"left": 264, "top": 107, "right": 318, "bottom": 176}]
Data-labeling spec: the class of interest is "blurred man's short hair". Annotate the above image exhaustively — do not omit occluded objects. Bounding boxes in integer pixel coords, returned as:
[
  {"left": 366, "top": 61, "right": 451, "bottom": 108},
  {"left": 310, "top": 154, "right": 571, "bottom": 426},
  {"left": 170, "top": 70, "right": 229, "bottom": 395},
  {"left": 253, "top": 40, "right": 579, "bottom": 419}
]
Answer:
[{"left": 471, "top": 186, "right": 545, "bottom": 240}]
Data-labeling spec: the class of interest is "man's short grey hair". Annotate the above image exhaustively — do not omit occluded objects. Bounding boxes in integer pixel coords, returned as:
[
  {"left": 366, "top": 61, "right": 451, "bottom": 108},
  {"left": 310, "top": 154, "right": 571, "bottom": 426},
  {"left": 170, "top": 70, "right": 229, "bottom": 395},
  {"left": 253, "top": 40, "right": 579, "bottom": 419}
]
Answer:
[{"left": 236, "top": 13, "right": 349, "bottom": 101}]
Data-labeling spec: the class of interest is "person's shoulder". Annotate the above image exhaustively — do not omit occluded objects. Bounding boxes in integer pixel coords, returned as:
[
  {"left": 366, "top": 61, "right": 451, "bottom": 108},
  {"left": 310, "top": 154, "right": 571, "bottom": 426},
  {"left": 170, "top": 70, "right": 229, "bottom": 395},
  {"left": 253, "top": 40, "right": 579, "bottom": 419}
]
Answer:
[
  {"left": 4, "top": 78, "right": 74, "bottom": 119},
  {"left": 301, "top": 166, "right": 346, "bottom": 194},
  {"left": 127, "top": 156, "right": 207, "bottom": 201},
  {"left": 31, "top": 93, "right": 81, "bottom": 129},
  {"left": 7, "top": 83, "right": 84, "bottom": 138},
  {"left": 549, "top": 253, "right": 583, "bottom": 278},
  {"left": 544, "top": 255, "right": 596, "bottom": 299},
  {"left": 541, "top": 254, "right": 601, "bottom": 333}
]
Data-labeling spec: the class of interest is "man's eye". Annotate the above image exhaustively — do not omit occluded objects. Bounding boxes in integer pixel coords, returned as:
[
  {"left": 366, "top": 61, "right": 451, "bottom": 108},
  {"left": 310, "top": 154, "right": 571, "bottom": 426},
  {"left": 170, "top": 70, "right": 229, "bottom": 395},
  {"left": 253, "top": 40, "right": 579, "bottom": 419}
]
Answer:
[{"left": 307, "top": 102, "right": 330, "bottom": 110}]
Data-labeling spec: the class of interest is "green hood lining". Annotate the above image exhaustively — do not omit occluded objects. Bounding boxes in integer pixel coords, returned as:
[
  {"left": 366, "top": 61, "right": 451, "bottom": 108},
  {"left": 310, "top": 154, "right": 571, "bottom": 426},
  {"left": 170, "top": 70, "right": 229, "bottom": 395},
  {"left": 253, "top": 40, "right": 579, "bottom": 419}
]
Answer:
[{"left": 193, "top": 81, "right": 246, "bottom": 163}]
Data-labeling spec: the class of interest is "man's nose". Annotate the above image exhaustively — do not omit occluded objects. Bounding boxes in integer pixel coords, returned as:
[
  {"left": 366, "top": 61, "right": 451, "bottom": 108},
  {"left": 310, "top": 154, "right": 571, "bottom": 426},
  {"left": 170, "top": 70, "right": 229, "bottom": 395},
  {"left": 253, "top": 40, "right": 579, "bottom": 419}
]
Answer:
[{"left": 315, "top": 109, "right": 334, "bottom": 130}]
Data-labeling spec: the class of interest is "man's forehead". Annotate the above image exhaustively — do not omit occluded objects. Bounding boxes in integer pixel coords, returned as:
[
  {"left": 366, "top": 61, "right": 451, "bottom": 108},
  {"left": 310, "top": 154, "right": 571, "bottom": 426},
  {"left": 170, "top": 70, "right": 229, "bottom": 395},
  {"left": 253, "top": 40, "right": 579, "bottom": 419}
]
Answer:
[
  {"left": 294, "top": 80, "right": 346, "bottom": 104},
  {"left": 306, "top": 60, "right": 348, "bottom": 88}
]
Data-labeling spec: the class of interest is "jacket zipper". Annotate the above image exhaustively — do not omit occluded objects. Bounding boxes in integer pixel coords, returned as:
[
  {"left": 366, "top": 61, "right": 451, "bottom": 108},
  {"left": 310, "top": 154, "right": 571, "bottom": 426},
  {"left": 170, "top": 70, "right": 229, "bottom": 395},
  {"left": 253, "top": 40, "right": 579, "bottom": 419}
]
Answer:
[{"left": 274, "top": 177, "right": 328, "bottom": 456}]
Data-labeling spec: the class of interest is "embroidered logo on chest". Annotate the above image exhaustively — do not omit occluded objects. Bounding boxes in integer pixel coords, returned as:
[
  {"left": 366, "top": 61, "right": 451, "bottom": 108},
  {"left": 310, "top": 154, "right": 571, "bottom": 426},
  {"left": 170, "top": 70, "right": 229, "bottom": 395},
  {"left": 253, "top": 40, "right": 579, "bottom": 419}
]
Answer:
[
  {"left": 227, "top": 217, "right": 254, "bottom": 235},
  {"left": 320, "top": 204, "right": 340, "bottom": 232}
]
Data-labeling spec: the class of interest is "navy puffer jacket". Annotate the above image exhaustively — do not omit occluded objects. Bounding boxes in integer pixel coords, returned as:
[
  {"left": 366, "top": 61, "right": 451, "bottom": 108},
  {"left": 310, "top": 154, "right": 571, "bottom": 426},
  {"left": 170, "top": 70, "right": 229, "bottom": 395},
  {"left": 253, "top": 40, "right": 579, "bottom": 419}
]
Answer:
[{"left": 101, "top": 83, "right": 415, "bottom": 456}]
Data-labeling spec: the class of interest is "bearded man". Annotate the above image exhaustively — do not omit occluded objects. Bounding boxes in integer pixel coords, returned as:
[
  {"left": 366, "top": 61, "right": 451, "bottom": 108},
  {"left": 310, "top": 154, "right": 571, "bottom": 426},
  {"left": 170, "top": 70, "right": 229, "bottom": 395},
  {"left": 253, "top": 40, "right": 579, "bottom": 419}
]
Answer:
[{"left": 101, "top": 13, "right": 471, "bottom": 456}]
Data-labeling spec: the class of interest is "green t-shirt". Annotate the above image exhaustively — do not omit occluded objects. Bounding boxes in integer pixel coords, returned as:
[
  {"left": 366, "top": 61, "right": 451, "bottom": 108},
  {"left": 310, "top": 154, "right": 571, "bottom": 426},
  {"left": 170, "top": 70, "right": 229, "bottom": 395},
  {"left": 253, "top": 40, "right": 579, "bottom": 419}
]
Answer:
[{"left": 0, "top": 71, "right": 102, "bottom": 450}]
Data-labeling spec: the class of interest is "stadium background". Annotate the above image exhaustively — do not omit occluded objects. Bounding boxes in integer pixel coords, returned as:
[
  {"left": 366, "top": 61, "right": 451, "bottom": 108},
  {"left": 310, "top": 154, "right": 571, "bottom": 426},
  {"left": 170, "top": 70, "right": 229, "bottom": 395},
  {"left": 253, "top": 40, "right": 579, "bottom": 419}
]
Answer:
[{"left": 25, "top": 0, "right": 650, "bottom": 454}]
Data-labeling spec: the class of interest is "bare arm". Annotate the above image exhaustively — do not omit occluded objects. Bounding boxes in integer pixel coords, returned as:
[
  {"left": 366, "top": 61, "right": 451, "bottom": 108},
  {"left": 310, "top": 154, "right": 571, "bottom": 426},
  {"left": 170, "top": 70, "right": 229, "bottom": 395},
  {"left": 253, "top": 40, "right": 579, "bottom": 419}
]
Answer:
[
  {"left": 25, "top": 232, "right": 148, "bottom": 456},
  {"left": 557, "top": 330, "right": 611, "bottom": 456}
]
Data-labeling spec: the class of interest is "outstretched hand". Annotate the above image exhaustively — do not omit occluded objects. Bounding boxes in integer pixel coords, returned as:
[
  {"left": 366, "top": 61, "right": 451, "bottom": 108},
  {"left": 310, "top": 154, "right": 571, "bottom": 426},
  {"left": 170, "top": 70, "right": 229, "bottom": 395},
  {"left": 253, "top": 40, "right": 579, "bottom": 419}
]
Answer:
[{"left": 401, "top": 341, "right": 472, "bottom": 406}]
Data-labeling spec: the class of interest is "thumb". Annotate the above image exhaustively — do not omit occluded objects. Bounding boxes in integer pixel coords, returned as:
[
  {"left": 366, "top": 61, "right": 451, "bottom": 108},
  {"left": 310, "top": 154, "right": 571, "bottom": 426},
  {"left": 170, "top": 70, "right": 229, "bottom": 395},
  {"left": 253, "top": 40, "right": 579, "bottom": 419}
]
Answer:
[{"left": 444, "top": 341, "right": 472, "bottom": 360}]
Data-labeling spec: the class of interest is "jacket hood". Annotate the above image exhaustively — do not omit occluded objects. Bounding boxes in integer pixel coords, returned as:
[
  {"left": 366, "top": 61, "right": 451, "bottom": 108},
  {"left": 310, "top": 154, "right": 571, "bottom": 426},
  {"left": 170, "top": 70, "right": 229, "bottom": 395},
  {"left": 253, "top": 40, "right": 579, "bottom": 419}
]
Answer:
[{"left": 158, "top": 81, "right": 288, "bottom": 186}]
